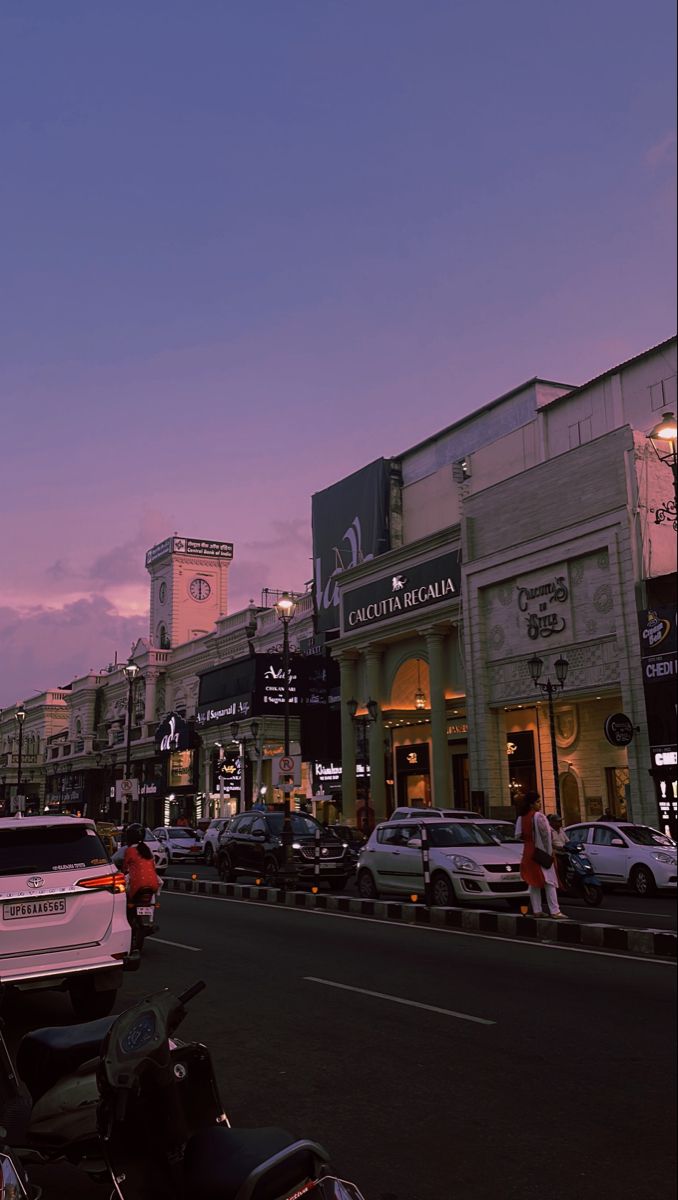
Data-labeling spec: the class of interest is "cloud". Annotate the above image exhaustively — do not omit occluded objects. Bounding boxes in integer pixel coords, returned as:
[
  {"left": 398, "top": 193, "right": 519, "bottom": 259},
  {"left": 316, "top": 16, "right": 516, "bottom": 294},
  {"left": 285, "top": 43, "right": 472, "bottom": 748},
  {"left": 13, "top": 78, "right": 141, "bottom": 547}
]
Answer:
[
  {"left": 0, "top": 597, "right": 146, "bottom": 707},
  {"left": 646, "top": 131, "right": 677, "bottom": 169}
]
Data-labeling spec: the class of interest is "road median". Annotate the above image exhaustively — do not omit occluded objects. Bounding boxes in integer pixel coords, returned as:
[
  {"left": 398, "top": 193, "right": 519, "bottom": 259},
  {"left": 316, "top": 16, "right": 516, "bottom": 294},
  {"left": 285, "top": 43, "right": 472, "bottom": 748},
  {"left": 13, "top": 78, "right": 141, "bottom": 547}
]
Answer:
[{"left": 163, "top": 876, "right": 676, "bottom": 959}]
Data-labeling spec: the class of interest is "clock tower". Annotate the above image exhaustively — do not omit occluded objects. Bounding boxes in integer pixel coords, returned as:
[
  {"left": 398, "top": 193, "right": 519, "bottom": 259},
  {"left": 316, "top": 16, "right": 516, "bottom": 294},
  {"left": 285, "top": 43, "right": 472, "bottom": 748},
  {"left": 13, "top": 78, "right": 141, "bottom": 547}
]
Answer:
[{"left": 145, "top": 535, "right": 233, "bottom": 649}]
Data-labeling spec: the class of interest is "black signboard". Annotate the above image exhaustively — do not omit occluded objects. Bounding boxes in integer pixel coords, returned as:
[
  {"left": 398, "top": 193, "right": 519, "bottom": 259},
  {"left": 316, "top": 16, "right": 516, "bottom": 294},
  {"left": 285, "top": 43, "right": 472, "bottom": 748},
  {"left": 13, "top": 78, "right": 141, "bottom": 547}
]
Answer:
[
  {"left": 312, "top": 459, "right": 391, "bottom": 634},
  {"left": 154, "top": 711, "right": 198, "bottom": 753},
  {"left": 603, "top": 713, "right": 634, "bottom": 747},
  {"left": 342, "top": 550, "right": 461, "bottom": 632},
  {"left": 196, "top": 653, "right": 340, "bottom": 727},
  {"left": 638, "top": 606, "right": 677, "bottom": 753},
  {"left": 396, "top": 744, "right": 431, "bottom": 774}
]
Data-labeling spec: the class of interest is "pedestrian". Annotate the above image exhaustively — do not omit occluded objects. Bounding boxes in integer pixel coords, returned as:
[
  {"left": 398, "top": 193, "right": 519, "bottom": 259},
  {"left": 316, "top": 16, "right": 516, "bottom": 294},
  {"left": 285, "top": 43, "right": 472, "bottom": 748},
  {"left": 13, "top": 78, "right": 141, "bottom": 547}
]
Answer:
[
  {"left": 598, "top": 808, "right": 613, "bottom": 821},
  {"left": 548, "top": 812, "right": 569, "bottom": 890},
  {"left": 515, "top": 792, "right": 566, "bottom": 918}
]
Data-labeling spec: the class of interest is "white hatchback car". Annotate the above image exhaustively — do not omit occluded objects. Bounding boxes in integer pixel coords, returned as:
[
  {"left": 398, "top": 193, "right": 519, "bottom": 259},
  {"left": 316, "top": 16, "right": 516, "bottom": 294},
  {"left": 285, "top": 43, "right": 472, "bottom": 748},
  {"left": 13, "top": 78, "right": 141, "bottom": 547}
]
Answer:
[
  {"left": 202, "top": 818, "right": 230, "bottom": 866},
  {"left": 565, "top": 820, "right": 677, "bottom": 895},
  {"left": 0, "top": 816, "right": 133, "bottom": 1019},
  {"left": 152, "top": 827, "right": 204, "bottom": 863},
  {"left": 357, "top": 818, "right": 529, "bottom": 907}
]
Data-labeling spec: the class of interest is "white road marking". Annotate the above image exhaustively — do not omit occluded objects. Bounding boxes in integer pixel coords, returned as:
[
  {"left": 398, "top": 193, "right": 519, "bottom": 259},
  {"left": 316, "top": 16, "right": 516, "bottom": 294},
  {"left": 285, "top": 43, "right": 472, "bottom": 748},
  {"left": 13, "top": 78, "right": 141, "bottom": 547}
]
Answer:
[
  {"left": 161, "top": 891, "right": 675, "bottom": 964},
  {"left": 563, "top": 905, "right": 673, "bottom": 920},
  {"left": 304, "top": 976, "right": 496, "bottom": 1025},
  {"left": 147, "top": 936, "right": 201, "bottom": 951}
]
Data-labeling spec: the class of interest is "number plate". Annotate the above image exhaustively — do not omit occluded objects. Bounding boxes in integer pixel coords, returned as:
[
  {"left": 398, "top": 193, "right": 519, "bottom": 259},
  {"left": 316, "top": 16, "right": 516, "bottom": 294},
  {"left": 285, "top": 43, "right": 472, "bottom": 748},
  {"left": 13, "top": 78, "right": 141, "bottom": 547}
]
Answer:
[
  {"left": 3, "top": 897, "right": 67, "bottom": 920},
  {"left": 136, "top": 906, "right": 155, "bottom": 916}
]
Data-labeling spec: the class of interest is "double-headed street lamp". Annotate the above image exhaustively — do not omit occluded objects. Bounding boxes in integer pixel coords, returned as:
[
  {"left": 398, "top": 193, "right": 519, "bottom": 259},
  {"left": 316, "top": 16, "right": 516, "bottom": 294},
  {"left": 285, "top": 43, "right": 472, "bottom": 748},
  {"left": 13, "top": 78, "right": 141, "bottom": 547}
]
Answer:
[
  {"left": 275, "top": 592, "right": 297, "bottom": 883},
  {"left": 527, "top": 653, "right": 569, "bottom": 817},
  {"left": 647, "top": 411, "right": 678, "bottom": 531},
  {"left": 15, "top": 704, "right": 26, "bottom": 814},
  {"left": 347, "top": 698, "right": 379, "bottom": 832},
  {"left": 122, "top": 657, "right": 140, "bottom": 824}
]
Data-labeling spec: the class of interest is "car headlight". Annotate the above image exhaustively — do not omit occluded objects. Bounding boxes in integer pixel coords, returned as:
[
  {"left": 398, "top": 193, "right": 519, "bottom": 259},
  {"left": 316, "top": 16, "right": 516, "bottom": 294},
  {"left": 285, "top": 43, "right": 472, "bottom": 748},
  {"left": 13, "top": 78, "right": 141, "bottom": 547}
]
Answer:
[
  {"left": 452, "top": 855, "right": 483, "bottom": 874},
  {"left": 652, "top": 852, "right": 676, "bottom": 864}
]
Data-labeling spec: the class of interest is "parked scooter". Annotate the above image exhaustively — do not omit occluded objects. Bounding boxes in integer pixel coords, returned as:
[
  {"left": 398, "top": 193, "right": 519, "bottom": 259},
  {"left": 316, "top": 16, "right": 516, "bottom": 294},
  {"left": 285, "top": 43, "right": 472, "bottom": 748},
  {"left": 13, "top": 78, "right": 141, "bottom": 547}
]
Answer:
[
  {"left": 556, "top": 840, "right": 604, "bottom": 906},
  {"left": 0, "top": 981, "right": 366, "bottom": 1199}
]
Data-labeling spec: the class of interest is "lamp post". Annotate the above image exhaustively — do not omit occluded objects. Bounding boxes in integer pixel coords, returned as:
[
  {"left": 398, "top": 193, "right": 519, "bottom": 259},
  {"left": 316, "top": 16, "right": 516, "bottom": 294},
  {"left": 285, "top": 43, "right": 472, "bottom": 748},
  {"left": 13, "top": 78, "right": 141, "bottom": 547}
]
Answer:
[
  {"left": 275, "top": 592, "right": 297, "bottom": 883},
  {"left": 347, "top": 698, "right": 379, "bottom": 832},
  {"left": 527, "top": 654, "right": 569, "bottom": 817},
  {"left": 647, "top": 411, "right": 678, "bottom": 531},
  {"left": 122, "top": 657, "right": 140, "bottom": 824},
  {"left": 15, "top": 704, "right": 26, "bottom": 814}
]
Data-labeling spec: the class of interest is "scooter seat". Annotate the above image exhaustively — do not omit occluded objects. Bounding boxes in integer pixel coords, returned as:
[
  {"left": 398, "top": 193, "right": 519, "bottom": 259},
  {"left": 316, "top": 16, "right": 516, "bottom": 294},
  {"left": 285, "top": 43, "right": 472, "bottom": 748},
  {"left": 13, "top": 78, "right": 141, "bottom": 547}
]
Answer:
[
  {"left": 16, "top": 1015, "right": 115, "bottom": 1103},
  {"left": 183, "top": 1125, "right": 319, "bottom": 1200}
]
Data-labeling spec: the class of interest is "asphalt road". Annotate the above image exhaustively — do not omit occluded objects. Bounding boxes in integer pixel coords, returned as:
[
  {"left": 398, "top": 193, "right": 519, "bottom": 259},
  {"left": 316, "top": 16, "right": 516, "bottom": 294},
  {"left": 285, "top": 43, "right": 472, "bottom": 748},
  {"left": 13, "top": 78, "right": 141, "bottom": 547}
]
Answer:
[
  {"left": 3, "top": 889, "right": 676, "bottom": 1200},
  {"left": 168, "top": 860, "right": 678, "bottom": 930}
]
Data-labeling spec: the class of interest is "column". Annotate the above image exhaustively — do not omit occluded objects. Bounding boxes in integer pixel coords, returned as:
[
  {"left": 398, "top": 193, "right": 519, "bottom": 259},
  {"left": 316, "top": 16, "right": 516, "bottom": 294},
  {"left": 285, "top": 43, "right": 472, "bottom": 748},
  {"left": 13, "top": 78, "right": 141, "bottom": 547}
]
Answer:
[
  {"left": 365, "top": 647, "right": 386, "bottom": 822},
  {"left": 426, "top": 629, "right": 452, "bottom": 808},
  {"left": 338, "top": 652, "right": 358, "bottom": 822},
  {"left": 144, "top": 670, "right": 158, "bottom": 728}
]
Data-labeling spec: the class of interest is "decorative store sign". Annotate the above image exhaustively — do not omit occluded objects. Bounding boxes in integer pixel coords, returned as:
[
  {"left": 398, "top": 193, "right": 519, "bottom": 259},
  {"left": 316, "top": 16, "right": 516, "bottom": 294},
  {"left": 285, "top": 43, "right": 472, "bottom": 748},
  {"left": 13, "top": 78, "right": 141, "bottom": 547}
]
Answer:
[
  {"left": 155, "top": 711, "right": 197, "bottom": 752},
  {"left": 196, "top": 696, "right": 252, "bottom": 727},
  {"left": 638, "top": 608, "right": 677, "bottom": 683},
  {"left": 516, "top": 571, "right": 569, "bottom": 640},
  {"left": 146, "top": 535, "right": 233, "bottom": 567},
  {"left": 395, "top": 743, "right": 431, "bottom": 774},
  {"left": 168, "top": 750, "right": 194, "bottom": 789},
  {"left": 447, "top": 722, "right": 468, "bottom": 737},
  {"left": 603, "top": 713, "right": 634, "bottom": 747},
  {"left": 343, "top": 550, "right": 461, "bottom": 632}
]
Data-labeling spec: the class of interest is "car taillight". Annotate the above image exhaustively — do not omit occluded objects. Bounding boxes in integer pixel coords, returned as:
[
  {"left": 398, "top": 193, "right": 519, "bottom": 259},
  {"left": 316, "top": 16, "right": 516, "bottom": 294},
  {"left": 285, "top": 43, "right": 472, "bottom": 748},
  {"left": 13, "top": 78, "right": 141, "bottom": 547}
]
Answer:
[{"left": 76, "top": 871, "right": 126, "bottom": 894}]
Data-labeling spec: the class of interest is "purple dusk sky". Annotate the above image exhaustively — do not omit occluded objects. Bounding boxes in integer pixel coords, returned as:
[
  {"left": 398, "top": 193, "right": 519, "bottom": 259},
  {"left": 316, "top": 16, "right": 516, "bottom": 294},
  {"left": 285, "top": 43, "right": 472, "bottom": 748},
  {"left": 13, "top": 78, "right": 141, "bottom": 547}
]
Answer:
[{"left": 1, "top": 0, "right": 676, "bottom": 707}]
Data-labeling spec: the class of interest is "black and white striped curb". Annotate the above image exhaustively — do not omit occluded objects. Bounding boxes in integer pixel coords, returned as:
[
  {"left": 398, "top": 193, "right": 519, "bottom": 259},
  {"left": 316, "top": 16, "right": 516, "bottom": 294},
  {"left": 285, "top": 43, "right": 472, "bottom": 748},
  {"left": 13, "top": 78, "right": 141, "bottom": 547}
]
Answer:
[{"left": 163, "top": 876, "right": 676, "bottom": 959}]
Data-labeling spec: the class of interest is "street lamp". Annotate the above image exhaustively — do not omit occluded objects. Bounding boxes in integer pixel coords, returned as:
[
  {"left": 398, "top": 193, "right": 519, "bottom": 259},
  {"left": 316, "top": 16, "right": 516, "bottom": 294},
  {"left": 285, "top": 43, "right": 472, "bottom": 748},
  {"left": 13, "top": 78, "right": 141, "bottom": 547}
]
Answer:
[
  {"left": 647, "top": 411, "right": 678, "bottom": 531},
  {"left": 275, "top": 592, "right": 297, "bottom": 883},
  {"left": 347, "top": 698, "right": 379, "bottom": 831},
  {"left": 527, "top": 653, "right": 569, "bottom": 817},
  {"left": 122, "top": 657, "right": 140, "bottom": 823},
  {"left": 15, "top": 704, "right": 26, "bottom": 814}
]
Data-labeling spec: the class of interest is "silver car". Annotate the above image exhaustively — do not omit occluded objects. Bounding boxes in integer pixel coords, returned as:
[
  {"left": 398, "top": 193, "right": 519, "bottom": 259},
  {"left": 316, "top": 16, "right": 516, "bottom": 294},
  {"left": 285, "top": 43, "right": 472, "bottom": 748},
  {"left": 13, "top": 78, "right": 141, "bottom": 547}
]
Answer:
[{"left": 357, "top": 819, "right": 528, "bottom": 907}]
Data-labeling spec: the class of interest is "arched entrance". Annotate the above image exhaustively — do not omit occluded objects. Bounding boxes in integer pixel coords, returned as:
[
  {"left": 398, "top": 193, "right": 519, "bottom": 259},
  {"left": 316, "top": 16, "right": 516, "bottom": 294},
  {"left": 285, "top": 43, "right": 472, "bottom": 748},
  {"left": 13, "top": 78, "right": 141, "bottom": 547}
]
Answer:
[{"left": 560, "top": 772, "right": 581, "bottom": 825}]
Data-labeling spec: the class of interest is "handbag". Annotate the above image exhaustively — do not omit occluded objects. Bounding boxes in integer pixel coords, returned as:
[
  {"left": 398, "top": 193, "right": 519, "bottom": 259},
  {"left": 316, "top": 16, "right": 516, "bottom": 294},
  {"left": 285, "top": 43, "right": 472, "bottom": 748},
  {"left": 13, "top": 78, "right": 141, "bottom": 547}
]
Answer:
[{"left": 532, "top": 814, "right": 553, "bottom": 869}]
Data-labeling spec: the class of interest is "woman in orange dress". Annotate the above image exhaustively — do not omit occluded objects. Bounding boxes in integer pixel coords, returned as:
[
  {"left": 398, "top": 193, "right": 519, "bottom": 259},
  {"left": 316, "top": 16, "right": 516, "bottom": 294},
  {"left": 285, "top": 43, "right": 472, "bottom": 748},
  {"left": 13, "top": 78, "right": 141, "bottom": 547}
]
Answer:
[{"left": 515, "top": 792, "right": 565, "bottom": 918}]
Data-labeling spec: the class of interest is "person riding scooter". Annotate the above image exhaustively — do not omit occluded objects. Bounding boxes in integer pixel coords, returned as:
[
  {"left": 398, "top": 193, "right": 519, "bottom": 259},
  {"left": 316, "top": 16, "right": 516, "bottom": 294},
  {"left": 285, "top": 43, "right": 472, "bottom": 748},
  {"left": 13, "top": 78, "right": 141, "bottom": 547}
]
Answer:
[{"left": 123, "top": 824, "right": 160, "bottom": 900}]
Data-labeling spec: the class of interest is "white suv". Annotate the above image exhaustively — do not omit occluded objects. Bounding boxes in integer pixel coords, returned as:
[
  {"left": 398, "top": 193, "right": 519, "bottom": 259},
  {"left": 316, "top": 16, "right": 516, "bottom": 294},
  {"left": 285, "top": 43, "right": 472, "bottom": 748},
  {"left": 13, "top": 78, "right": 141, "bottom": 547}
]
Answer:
[
  {"left": 202, "top": 818, "right": 230, "bottom": 866},
  {"left": 357, "top": 818, "right": 528, "bottom": 907},
  {"left": 565, "top": 820, "right": 677, "bottom": 896},
  {"left": 0, "top": 817, "right": 133, "bottom": 1019}
]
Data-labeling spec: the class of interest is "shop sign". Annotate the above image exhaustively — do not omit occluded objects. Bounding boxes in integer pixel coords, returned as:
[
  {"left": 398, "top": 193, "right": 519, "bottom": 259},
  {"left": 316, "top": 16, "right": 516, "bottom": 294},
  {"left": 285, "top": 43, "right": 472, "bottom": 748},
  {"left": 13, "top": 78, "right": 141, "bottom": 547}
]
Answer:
[
  {"left": 343, "top": 551, "right": 461, "bottom": 632},
  {"left": 145, "top": 536, "right": 233, "bottom": 567},
  {"left": 639, "top": 608, "right": 677, "bottom": 682},
  {"left": 396, "top": 744, "right": 431, "bottom": 773},
  {"left": 155, "top": 711, "right": 197, "bottom": 752},
  {"left": 447, "top": 722, "right": 468, "bottom": 736},
  {"left": 603, "top": 713, "right": 634, "bottom": 747},
  {"left": 196, "top": 696, "right": 252, "bottom": 727},
  {"left": 313, "top": 761, "right": 343, "bottom": 790},
  {"left": 516, "top": 571, "right": 569, "bottom": 640},
  {"left": 168, "top": 750, "right": 195, "bottom": 790},
  {"left": 312, "top": 459, "right": 391, "bottom": 633}
]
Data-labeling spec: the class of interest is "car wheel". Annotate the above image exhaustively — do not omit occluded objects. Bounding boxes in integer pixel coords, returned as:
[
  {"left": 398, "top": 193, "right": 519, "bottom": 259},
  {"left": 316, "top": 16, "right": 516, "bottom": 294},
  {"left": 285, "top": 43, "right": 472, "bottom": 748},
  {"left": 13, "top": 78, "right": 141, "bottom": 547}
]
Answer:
[
  {"left": 431, "top": 872, "right": 456, "bottom": 907},
  {"left": 263, "top": 857, "right": 280, "bottom": 888},
  {"left": 327, "top": 877, "right": 349, "bottom": 892},
  {"left": 357, "top": 869, "right": 378, "bottom": 899},
  {"left": 204, "top": 843, "right": 214, "bottom": 866},
  {"left": 630, "top": 864, "right": 656, "bottom": 897},
  {"left": 218, "top": 852, "right": 235, "bottom": 883},
  {"left": 69, "top": 980, "right": 118, "bottom": 1021}
]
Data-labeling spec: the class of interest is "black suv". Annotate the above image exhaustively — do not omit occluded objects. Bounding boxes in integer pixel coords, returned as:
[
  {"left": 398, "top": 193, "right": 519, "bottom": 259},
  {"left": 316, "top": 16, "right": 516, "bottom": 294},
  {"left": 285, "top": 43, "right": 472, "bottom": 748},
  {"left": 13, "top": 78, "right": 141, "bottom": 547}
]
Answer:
[{"left": 215, "top": 811, "right": 353, "bottom": 889}]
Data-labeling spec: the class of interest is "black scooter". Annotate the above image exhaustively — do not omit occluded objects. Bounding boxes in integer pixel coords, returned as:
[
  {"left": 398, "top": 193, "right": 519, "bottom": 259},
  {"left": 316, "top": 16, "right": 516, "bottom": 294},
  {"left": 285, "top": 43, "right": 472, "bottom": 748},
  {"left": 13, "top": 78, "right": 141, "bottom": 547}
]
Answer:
[
  {"left": 127, "top": 886, "right": 159, "bottom": 953},
  {"left": 1, "top": 981, "right": 366, "bottom": 1200},
  {"left": 556, "top": 840, "right": 604, "bottom": 906}
]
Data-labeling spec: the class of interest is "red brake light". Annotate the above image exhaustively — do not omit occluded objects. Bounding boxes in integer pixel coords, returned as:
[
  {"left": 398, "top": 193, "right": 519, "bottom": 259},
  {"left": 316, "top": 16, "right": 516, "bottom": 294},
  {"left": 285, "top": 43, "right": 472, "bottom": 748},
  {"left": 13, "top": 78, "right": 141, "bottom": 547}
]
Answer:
[{"left": 76, "top": 872, "right": 126, "bottom": 894}]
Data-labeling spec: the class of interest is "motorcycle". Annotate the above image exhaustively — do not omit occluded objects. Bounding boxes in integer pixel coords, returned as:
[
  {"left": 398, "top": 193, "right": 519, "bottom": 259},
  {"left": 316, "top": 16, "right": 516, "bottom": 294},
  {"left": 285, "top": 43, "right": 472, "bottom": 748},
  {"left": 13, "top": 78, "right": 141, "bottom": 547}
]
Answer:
[
  {"left": 556, "top": 841, "right": 604, "bottom": 906},
  {"left": 0, "top": 981, "right": 366, "bottom": 1200},
  {"left": 127, "top": 887, "right": 159, "bottom": 953}
]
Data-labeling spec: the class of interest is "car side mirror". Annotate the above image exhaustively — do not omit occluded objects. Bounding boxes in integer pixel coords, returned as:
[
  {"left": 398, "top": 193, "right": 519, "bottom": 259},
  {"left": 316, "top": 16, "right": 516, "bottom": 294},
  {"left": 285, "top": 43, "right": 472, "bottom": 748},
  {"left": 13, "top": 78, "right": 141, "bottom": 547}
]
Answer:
[
  {"left": 407, "top": 837, "right": 422, "bottom": 848},
  {"left": 610, "top": 837, "right": 626, "bottom": 847},
  {"left": 252, "top": 830, "right": 266, "bottom": 839}
]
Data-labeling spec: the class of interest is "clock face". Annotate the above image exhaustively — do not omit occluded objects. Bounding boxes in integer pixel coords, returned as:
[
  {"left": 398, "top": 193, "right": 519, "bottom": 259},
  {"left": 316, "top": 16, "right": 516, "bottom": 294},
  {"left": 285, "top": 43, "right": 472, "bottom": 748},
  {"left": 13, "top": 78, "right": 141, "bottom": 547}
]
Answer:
[
  {"left": 189, "top": 577, "right": 212, "bottom": 602},
  {"left": 158, "top": 582, "right": 167, "bottom": 604}
]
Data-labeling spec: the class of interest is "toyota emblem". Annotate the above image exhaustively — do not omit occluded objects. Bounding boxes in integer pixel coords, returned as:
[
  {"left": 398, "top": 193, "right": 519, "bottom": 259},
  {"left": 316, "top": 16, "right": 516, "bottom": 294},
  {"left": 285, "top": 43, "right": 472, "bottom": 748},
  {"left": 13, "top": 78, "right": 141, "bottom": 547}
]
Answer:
[{"left": 27, "top": 876, "right": 45, "bottom": 889}]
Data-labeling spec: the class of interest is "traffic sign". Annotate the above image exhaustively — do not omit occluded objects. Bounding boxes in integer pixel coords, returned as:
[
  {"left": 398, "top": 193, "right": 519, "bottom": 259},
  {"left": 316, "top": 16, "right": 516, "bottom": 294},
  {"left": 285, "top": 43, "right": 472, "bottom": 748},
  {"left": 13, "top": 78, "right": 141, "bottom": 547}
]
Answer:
[{"left": 279, "top": 755, "right": 295, "bottom": 774}]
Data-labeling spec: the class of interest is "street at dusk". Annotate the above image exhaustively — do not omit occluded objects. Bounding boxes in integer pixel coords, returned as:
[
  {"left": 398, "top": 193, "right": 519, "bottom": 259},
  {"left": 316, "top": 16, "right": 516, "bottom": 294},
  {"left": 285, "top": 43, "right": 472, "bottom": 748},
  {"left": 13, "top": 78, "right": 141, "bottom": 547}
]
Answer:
[{"left": 1, "top": 3, "right": 676, "bottom": 1198}]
